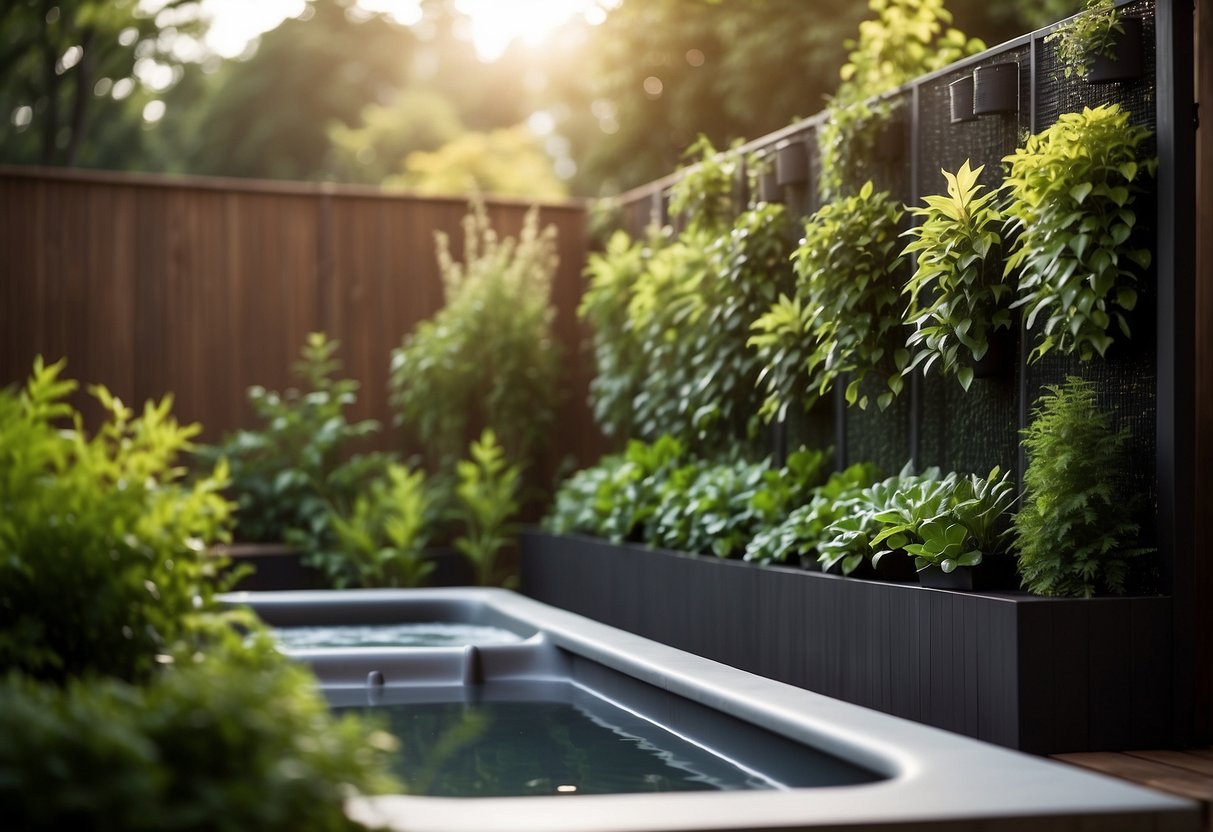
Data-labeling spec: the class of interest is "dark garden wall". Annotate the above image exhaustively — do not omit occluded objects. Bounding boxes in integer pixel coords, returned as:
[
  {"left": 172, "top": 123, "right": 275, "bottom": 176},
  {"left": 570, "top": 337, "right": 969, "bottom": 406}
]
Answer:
[{"left": 543, "top": 0, "right": 1206, "bottom": 750}]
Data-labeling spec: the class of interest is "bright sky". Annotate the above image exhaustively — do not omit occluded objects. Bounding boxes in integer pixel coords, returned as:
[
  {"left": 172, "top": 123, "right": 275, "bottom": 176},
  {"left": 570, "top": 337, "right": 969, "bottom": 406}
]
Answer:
[{"left": 200, "top": 0, "right": 611, "bottom": 62}]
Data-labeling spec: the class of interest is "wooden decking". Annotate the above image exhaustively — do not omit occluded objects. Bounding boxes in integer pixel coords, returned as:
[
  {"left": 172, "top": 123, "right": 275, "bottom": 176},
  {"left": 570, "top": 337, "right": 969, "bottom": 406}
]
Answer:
[{"left": 1053, "top": 750, "right": 1213, "bottom": 831}]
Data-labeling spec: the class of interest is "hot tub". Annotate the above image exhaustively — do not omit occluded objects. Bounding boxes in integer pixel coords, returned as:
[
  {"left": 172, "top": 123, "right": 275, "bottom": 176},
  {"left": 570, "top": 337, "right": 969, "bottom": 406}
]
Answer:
[{"left": 224, "top": 588, "right": 1198, "bottom": 832}]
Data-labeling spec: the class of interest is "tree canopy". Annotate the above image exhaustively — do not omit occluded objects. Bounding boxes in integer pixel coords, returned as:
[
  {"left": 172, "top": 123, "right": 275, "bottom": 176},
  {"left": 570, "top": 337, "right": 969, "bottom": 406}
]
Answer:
[{"left": 0, "top": 0, "right": 1081, "bottom": 197}]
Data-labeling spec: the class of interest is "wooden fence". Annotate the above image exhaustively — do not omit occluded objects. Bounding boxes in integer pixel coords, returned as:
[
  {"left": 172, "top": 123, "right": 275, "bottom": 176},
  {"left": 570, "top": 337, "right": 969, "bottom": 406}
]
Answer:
[{"left": 0, "top": 166, "right": 605, "bottom": 473}]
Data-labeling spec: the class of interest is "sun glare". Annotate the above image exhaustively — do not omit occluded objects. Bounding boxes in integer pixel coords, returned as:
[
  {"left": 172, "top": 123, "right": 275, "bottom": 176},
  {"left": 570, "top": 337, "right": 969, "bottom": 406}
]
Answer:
[
  {"left": 199, "top": 0, "right": 613, "bottom": 63},
  {"left": 453, "top": 0, "right": 610, "bottom": 61}
]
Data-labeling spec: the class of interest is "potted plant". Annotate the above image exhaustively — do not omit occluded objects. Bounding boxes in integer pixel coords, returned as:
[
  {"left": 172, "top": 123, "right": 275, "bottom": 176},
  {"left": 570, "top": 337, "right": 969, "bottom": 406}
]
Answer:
[
  {"left": 1044, "top": 0, "right": 1143, "bottom": 83},
  {"left": 871, "top": 468, "right": 1017, "bottom": 590},
  {"left": 1013, "top": 377, "right": 1153, "bottom": 597},
  {"left": 900, "top": 160, "right": 1012, "bottom": 389},
  {"left": 972, "top": 61, "right": 1018, "bottom": 115},
  {"left": 751, "top": 180, "right": 908, "bottom": 417},
  {"left": 1002, "top": 103, "right": 1156, "bottom": 362}
]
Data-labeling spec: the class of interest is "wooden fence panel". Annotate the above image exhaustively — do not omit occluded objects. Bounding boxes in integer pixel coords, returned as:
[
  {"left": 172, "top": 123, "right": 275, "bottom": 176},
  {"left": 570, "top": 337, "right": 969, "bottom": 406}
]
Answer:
[{"left": 0, "top": 167, "right": 604, "bottom": 471}]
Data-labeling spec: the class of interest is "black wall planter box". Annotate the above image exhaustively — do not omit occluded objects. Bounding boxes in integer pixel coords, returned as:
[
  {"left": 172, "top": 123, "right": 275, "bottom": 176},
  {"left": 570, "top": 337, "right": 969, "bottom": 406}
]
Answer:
[
  {"left": 972, "top": 62, "right": 1019, "bottom": 115},
  {"left": 775, "top": 140, "right": 808, "bottom": 186},
  {"left": 521, "top": 531, "right": 1174, "bottom": 755},
  {"left": 949, "top": 74, "right": 977, "bottom": 123},
  {"left": 1087, "top": 16, "right": 1144, "bottom": 83}
]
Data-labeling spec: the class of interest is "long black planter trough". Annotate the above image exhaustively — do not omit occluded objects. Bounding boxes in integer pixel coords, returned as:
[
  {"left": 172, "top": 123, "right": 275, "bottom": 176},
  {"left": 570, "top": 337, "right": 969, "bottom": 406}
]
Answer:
[{"left": 520, "top": 531, "right": 1174, "bottom": 755}]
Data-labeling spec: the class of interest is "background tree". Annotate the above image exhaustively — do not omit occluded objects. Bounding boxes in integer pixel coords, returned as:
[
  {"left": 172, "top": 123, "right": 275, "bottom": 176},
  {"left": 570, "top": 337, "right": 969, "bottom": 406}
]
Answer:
[
  {"left": 0, "top": 0, "right": 204, "bottom": 168},
  {"left": 166, "top": 0, "right": 415, "bottom": 181}
]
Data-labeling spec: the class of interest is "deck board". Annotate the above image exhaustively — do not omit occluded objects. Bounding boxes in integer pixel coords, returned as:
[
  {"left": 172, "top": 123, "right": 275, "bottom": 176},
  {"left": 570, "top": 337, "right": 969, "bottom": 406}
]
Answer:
[{"left": 1052, "top": 749, "right": 1213, "bottom": 831}]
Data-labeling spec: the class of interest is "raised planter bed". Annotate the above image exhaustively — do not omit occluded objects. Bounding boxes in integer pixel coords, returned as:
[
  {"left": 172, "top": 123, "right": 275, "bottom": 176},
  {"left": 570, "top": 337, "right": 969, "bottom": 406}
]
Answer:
[{"left": 521, "top": 530, "right": 1174, "bottom": 755}]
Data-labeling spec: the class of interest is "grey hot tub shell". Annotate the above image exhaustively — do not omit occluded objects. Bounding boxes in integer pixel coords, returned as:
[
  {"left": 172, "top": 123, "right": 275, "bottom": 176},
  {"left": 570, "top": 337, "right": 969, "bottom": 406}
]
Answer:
[{"left": 223, "top": 587, "right": 1198, "bottom": 832}]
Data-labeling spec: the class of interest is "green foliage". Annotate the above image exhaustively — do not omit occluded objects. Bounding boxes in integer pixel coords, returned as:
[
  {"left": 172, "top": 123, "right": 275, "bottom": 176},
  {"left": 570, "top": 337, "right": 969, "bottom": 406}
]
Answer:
[
  {"left": 386, "top": 125, "right": 569, "bottom": 200},
  {"left": 579, "top": 230, "right": 661, "bottom": 439},
  {"left": 751, "top": 181, "right": 907, "bottom": 417},
  {"left": 454, "top": 430, "right": 522, "bottom": 586},
  {"left": 0, "top": 357, "right": 232, "bottom": 684},
  {"left": 543, "top": 436, "right": 690, "bottom": 543},
  {"left": 1043, "top": 0, "right": 1125, "bottom": 79},
  {"left": 744, "top": 463, "right": 882, "bottom": 566},
  {"left": 1013, "top": 377, "right": 1151, "bottom": 597},
  {"left": 199, "top": 333, "right": 387, "bottom": 551},
  {"left": 0, "top": 647, "right": 398, "bottom": 831},
  {"left": 651, "top": 448, "right": 830, "bottom": 559},
  {"left": 328, "top": 89, "right": 465, "bottom": 185},
  {"left": 818, "top": 0, "right": 984, "bottom": 201},
  {"left": 1003, "top": 104, "right": 1156, "bottom": 361},
  {"left": 0, "top": 357, "right": 402, "bottom": 829},
  {"left": 545, "top": 439, "right": 830, "bottom": 560},
  {"left": 901, "top": 161, "right": 1011, "bottom": 390},
  {"left": 580, "top": 172, "right": 797, "bottom": 452},
  {"left": 320, "top": 463, "right": 435, "bottom": 589},
  {"left": 668, "top": 136, "right": 742, "bottom": 233},
  {"left": 0, "top": 0, "right": 205, "bottom": 168},
  {"left": 815, "top": 467, "right": 924, "bottom": 575},
  {"left": 573, "top": 0, "right": 868, "bottom": 195},
  {"left": 159, "top": 0, "right": 415, "bottom": 182},
  {"left": 814, "top": 464, "right": 1014, "bottom": 576},
  {"left": 870, "top": 467, "right": 1016, "bottom": 572},
  {"left": 389, "top": 201, "right": 561, "bottom": 469}
]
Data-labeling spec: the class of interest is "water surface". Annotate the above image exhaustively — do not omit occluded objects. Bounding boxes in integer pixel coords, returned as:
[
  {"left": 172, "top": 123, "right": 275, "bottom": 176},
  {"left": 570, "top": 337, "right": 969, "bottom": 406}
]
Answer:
[{"left": 274, "top": 622, "right": 525, "bottom": 649}]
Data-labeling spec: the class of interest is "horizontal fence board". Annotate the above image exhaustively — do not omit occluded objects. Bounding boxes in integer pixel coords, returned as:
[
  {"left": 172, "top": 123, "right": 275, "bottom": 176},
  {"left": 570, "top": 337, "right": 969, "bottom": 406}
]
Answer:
[{"left": 0, "top": 167, "right": 606, "bottom": 476}]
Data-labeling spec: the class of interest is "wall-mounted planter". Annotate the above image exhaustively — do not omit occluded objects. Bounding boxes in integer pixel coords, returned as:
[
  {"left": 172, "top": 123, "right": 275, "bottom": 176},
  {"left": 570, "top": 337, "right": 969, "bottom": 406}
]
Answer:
[
  {"left": 1086, "top": 16, "right": 1144, "bottom": 83},
  {"left": 521, "top": 530, "right": 1174, "bottom": 754},
  {"left": 949, "top": 75, "right": 978, "bottom": 123},
  {"left": 775, "top": 140, "right": 808, "bottom": 186},
  {"left": 758, "top": 169, "right": 783, "bottom": 204},
  {"left": 973, "top": 62, "right": 1019, "bottom": 115}
]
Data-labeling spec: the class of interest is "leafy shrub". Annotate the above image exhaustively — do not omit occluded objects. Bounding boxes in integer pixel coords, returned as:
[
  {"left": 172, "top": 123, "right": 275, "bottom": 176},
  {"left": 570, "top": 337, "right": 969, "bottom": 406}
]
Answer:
[
  {"left": 389, "top": 201, "right": 561, "bottom": 469},
  {"left": 1044, "top": 0, "right": 1127, "bottom": 79},
  {"left": 544, "top": 435, "right": 688, "bottom": 543},
  {"left": 1014, "top": 377, "right": 1152, "bottom": 596},
  {"left": 0, "top": 647, "right": 398, "bottom": 832},
  {"left": 668, "top": 134, "right": 741, "bottom": 234},
  {"left": 579, "top": 140, "right": 797, "bottom": 453},
  {"left": 744, "top": 463, "right": 882, "bottom": 566},
  {"left": 901, "top": 161, "right": 1011, "bottom": 390},
  {"left": 818, "top": 0, "right": 983, "bottom": 201},
  {"left": 546, "top": 439, "right": 829, "bottom": 560},
  {"left": 814, "top": 465, "right": 1015, "bottom": 576},
  {"left": 870, "top": 467, "right": 1015, "bottom": 574},
  {"left": 1003, "top": 104, "right": 1156, "bottom": 361},
  {"left": 751, "top": 181, "right": 907, "bottom": 416},
  {"left": 198, "top": 332, "right": 389, "bottom": 549},
  {"left": 453, "top": 430, "right": 522, "bottom": 586},
  {"left": 0, "top": 358, "right": 399, "bottom": 830},
  {"left": 650, "top": 448, "right": 829, "bottom": 559},
  {"left": 579, "top": 229, "right": 661, "bottom": 439},
  {"left": 317, "top": 462, "right": 436, "bottom": 589},
  {"left": 0, "top": 357, "right": 232, "bottom": 684}
]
